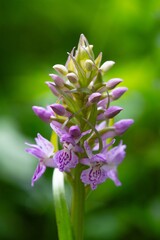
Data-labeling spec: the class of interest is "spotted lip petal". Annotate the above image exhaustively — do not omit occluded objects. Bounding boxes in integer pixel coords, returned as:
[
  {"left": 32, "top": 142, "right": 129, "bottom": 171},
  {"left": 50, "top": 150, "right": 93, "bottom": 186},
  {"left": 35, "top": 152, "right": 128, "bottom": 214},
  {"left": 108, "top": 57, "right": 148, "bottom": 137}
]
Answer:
[
  {"left": 54, "top": 149, "right": 78, "bottom": 172},
  {"left": 81, "top": 163, "right": 107, "bottom": 190}
]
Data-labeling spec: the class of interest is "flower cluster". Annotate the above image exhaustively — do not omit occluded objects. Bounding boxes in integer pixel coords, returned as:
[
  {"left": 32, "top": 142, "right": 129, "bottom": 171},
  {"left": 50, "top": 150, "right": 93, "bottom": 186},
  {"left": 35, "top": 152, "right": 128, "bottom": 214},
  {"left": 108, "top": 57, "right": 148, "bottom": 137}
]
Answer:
[{"left": 26, "top": 34, "right": 133, "bottom": 189}]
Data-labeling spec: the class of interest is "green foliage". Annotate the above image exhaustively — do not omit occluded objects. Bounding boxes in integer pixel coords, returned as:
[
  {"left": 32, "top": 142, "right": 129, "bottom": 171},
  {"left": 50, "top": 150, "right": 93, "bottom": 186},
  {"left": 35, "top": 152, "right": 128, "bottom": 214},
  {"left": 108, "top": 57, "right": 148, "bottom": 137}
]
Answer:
[{"left": 0, "top": 0, "right": 160, "bottom": 239}]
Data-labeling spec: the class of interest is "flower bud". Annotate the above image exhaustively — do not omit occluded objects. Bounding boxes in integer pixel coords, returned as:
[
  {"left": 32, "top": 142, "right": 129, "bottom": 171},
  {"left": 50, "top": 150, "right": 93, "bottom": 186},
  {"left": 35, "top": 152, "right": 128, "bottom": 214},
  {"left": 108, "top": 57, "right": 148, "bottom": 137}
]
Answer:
[
  {"left": 98, "top": 97, "right": 109, "bottom": 108},
  {"left": 99, "top": 61, "right": 115, "bottom": 73},
  {"left": 69, "top": 126, "right": 81, "bottom": 138},
  {"left": 114, "top": 119, "right": 134, "bottom": 135},
  {"left": 66, "top": 72, "right": 78, "bottom": 83},
  {"left": 53, "top": 64, "right": 68, "bottom": 75},
  {"left": 45, "top": 82, "right": 59, "bottom": 96},
  {"left": 32, "top": 106, "right": 53, "bottom": 122},
  {"left": 88, "top": 92, "right": 101, "bottom": 103},
  {"left": 106, "top": 78, "right": 123, "bottom": 90},
  {"left": 85, "top": 59, "right": 94, "bottom": 71},
  {"left": 49, "top": 74, "right": 64, "bottom": 87},
  {"left": 111, "top": 87, "right": 128, "bottom": 100},
  {"left": 97, "top": 106, "right": 123, "bottom": 120},
  {"left": 50, "top": 104, "right": 66, "bottom": 116},
  {"left": 105, "top": 106, "right": 123, "bottom": 118}
]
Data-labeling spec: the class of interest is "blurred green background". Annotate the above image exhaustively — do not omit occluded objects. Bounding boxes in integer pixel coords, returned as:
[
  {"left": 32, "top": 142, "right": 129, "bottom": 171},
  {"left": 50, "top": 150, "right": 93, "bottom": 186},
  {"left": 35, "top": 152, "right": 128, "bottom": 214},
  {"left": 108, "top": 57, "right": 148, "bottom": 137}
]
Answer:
[{"left": 0, "top": 0, "right": 160, "bottom": 239}]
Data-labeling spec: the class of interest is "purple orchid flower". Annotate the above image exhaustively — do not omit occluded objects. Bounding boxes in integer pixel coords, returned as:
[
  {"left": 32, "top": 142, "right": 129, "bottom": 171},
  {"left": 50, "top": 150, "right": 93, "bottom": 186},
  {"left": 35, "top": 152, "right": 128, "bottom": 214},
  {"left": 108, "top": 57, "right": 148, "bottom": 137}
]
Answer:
[
  {"left": 54, "top": 143, "right": 79, "bottom": 172},
  {"left": 50, "top": 121, "right": 91, "bottom": 171},
  {"left": 80, "top": 141, "right": 126, "bottom": 190},
  {"left": 25, "top": 133, "right": 56, "bottom": 186}
]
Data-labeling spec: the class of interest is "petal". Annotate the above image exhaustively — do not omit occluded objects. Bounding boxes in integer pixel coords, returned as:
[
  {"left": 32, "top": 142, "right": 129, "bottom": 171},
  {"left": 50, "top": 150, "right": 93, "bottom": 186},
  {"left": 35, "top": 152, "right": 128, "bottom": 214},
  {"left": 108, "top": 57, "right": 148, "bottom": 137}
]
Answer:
[
  {"left": 50, "top": 121, "right": 68, "bottom": 137},
  {"left": 44, "top": 157, "right": 57, "bottom": 168},
  {"left": 80, "top": 158, "right": 91, "bottom": 166},
  {"left": 107, "top": 169, "right": 121, "bottom": 186},
  {"left": 74, "top": 129, "right": 91, "bottom": 144},
  {"left": 31, "top": 163, "right": 46, "bottom": 186},
  {"left": 25, "top": 147, "right": 45, "bottom": 159},
  {"left": 84, "top": 141, "right": 93, "bottom": 159},
  {"left": 101, "top": 139, "right": 115, "bottom": 154},
  {"left": 106, "top": 143, "right": 126, "bottom": 165},
  {"left": 60, "top": 133, "right": 75, "bottom": 145},
  {"left": 90, "top": 153, "right": 106, "bottom": 163},
  {"left": 100, "top": 130, "right": 116, "bottom": 141},
  {"left": 73, "top": 145, "right": 84, "bottom": 153},
  {"left": 35, "top": 134, "right": 54, "bottom": 157},
  {"left": 54, "top": 149, "right": 78, "bottom": 172},
  {"left": 81, "top": 164, "right": 107, "bottom": 190}
]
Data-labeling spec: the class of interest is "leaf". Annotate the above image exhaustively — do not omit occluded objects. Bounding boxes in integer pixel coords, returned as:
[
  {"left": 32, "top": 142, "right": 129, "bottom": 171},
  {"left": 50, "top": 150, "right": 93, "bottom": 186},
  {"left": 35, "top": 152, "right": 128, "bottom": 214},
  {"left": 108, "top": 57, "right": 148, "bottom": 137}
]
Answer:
[{"left": 52, "top": 169, "right": 73, "bottom": 240}]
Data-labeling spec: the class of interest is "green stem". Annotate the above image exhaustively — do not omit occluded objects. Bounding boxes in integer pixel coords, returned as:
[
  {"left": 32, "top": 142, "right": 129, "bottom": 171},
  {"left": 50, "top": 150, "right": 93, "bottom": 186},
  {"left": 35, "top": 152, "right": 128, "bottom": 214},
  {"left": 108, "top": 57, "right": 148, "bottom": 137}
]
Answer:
[{"left": 71, "top": 164, "right": 85, "bottom": 240}]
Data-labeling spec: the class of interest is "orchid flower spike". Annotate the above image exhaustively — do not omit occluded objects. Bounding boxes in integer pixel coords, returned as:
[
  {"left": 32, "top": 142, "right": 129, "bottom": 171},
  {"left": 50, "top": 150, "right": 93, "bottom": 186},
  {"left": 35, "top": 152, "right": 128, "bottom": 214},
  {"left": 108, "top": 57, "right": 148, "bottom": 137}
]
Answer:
[{"left": 25, "top": 34, "right": 133, "bottom": 190}]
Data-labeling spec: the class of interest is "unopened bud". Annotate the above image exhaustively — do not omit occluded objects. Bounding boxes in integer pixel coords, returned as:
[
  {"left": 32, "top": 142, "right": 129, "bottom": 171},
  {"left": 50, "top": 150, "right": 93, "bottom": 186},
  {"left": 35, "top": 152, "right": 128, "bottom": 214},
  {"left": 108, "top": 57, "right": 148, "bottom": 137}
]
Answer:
[
  {"left": 105, "top": 106, "right": 123, "bottom": 118},
  {"left": 97, "top": 97, "right": 109, "bottom": 108},
  {"left": 49, "top": 74, "right": 64, "bottom": 87},
  {"left": 111, "top": 87, "right": 128, "bottom": 100},
  {"left": 32, "top": 106, "right": 53, "bottom": 122},
  {"left": 114, "top": 119, "right": 134, "bottom": 135},
  {"left": 53, "top": 64, "right": 68, "bottom": 75},
  {"left": 97, "top": 106, "right": 123, "bottom": 121},
  {"left": 50, "top": 104, "right": 66, "bottom": 116},
  {"left": 99, "top": 61, "right": 115, "bottom": 72},
  {"left": 88, "top": 92, "right": 101, "bottom": 103},
  {"left": 106, "top": 78, "right": 123, "bottom": 90},
  {"left": 85, "top": 59, "right": 94, "bottom": 71},
  {"left": 45, "top": 82, "right": 59, "bottom": 96},
  {"left": 69, "top": 126, "right": 81, "bottom": 138},
  {"left": 66, "top": 72, "right": 78, "bottom": 83}
]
